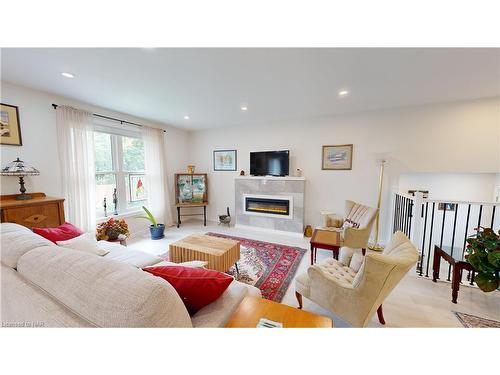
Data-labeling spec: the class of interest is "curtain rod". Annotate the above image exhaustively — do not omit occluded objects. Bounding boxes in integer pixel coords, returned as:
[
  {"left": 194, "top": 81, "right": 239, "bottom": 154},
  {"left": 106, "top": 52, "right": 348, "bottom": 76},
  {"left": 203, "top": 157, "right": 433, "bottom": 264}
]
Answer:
[{"left": 51, "top": 104, "right": 166, "bottom": 133}]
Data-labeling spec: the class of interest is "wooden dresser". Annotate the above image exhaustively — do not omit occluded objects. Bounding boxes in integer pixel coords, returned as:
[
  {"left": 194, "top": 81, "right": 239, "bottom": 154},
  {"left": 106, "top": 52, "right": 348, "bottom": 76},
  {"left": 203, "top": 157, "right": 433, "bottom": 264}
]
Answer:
[{"left": 0, "top": 192, "right": 65, "bottom": 229}]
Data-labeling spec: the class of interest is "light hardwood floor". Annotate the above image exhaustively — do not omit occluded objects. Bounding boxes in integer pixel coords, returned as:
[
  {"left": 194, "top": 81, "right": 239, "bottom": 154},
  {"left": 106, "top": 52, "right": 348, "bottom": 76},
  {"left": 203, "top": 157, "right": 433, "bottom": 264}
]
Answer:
[{"left": 128, "top": 219, "right": 500, "bottom": 327}]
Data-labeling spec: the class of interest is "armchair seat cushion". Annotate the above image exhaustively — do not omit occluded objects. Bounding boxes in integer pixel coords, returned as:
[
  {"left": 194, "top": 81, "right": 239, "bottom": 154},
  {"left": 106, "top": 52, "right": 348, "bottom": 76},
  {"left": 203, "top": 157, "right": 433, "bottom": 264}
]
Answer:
[
  {"left": 318, "top": 258, "right": 357, "bottom": 286},
  {"left": 297, "top": 258, "right": 357, "bottom": 299}
]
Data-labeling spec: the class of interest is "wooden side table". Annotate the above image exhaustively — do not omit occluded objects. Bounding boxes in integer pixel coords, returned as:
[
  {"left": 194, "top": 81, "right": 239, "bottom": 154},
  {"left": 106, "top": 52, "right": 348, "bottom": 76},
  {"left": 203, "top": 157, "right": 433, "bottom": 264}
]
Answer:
[
  {"left": 432, "top": 245, "right": 475, "bottom": 304},
  {"left": 225, "top": 296, "right": 333, "bottom": 328},
  {"left": 310, "top": 228, "right": 342, "bottom": 264},
  {"left": 0, "top": 192, "right": 65, "bottom": 229}
]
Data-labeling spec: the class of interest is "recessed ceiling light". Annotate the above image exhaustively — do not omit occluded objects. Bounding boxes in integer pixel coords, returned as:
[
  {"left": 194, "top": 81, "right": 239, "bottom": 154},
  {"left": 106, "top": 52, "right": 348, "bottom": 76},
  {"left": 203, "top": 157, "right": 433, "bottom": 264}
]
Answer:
[
  {"left": 240, "top": 105, "right": 248, "bottom": 111},
  {"left": 184, "top": 115, "right": 190, "bottom": 120},
  {"left": 338, "top": 90, "right": 349, "bottom": 96},
  {"left": 61, "top": 72, "right": 74, "bottom": 78}
]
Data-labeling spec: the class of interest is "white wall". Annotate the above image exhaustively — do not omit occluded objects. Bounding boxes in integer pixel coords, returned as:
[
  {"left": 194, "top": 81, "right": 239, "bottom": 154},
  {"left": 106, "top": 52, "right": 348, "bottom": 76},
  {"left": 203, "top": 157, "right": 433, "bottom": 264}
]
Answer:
[
  {"left": 0, "top": 81, "right": 191, "bottom": 234},
  {"left": 495, "top": 174, "right": 500, "bottom": 202},
  {"left": 399, "top": 172, "right": 498, "bottom": 246},
  {"left": 398, "top": 173, "right": 497, "bottom": 202},
  {"left": 189, "top": 98, "right": 500, "bottom": 243}
]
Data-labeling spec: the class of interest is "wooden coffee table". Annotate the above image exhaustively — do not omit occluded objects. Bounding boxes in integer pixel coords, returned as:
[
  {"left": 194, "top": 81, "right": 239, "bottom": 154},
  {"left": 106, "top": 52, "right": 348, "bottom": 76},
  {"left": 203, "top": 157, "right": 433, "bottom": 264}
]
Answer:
[
  {"left": 225, "top": 296, "right": 333, "bottom": 328},
  {"left": 169, "top": 234, "right": 240, "bottom": 273}
]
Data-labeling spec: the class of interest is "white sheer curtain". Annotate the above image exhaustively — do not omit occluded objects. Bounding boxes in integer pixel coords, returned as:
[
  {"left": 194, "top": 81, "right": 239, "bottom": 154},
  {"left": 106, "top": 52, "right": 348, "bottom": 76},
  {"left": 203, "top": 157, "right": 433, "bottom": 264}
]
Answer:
[
  {"left": 56, "top": 106, "right": 96, "bottom": 231},
  {"left": 141, "top": 126, "right": 173, "bottom": 226}
]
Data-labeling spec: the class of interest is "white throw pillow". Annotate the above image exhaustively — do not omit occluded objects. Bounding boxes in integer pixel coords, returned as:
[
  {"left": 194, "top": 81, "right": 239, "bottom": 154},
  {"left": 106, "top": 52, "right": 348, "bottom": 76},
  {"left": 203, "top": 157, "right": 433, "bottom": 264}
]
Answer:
[
  {"left": 341, "top": 219, "right": 359, "bottom": 230},
  {"left": 96, "top": 240, "right": 126, "bottom": 252},
  {"left": 57, "top": 233, "right": 109, "bottom": 256},
  {"left": 338, "top": 247, "right": 354, "bottom": 266},
  {"left": 349, "top": 253, "right": 365, "bottom": 272}
]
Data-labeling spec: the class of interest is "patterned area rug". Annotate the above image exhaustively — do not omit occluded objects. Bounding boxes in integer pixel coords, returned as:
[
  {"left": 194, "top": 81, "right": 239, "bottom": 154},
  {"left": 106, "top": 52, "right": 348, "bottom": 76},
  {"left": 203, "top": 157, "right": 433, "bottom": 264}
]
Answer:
[
  {"left": 454, "top": 312, "right": 500, "bottom": 328},
  {"left": 206, "top": 232, "right": 306, "bottom": 302}
]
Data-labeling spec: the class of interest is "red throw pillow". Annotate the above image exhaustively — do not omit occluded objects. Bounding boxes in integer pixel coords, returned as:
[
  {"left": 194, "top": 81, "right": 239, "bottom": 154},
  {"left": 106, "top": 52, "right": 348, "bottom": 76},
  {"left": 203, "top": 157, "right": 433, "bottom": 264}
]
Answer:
[
  {"left": 143, "top": 266, "right": 233, "bottom": 315},
  {"left": 32, "top": 222, "right": 84, "bottom": 243}
]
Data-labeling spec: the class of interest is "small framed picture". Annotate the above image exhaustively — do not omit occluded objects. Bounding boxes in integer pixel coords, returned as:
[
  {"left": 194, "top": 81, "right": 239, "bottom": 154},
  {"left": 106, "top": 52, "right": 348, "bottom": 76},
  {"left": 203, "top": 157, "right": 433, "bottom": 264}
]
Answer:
[
  {"left": 408, "top": 190, "right": 429, "bottom": 199},
  {"left": 213, "top": 150, "right": 237, "bottom": 171},
  {"left": 438, "top": 203, "right": 456, "bottom": 211},
  {"left": 322, "top": 144, "right": 353, "bottom": 170},
  {"left": 0, "top": 103, "right": 22, "bottom": 146},
  {"left": 129, "top": 174, "right": 147, "bottom": 201}
]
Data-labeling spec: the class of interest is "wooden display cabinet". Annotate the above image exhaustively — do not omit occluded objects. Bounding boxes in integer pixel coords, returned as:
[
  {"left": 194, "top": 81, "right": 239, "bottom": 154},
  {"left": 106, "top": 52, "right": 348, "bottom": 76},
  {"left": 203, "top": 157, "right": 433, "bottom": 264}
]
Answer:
[{"left": 174, "top": 173, "right": 208, "bottom": 227}]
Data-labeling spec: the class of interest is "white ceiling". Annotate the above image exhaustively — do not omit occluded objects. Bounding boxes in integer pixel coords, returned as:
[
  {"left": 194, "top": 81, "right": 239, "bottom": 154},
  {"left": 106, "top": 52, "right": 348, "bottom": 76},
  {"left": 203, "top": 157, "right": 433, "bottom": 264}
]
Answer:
[{"left": 1, "top": 48, "right": 499, "bottom": 130}]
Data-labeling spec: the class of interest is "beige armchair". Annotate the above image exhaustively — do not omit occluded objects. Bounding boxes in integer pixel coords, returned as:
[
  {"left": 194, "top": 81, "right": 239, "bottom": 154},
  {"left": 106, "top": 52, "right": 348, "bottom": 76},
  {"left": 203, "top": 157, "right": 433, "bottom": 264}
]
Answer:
[
  {"left": 295, "top": 231, "right": 418, "bottom": 327},
  {"left": 319, "top": 200, "right": 378, "bottom": 250}
]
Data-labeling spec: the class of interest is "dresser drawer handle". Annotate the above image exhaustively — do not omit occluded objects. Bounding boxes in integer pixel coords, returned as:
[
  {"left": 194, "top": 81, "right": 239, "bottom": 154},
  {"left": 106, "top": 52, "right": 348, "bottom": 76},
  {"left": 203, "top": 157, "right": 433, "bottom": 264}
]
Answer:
[{"left": 25, "top": 214, "right": 48, "bottom": 224}]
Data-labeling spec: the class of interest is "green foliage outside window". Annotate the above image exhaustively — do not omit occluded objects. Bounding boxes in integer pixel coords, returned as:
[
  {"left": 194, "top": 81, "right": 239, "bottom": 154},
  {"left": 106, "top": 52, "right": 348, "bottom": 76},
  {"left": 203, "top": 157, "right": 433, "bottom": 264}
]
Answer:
[{"left": 122, "top": 136, "right": 145, "bottom": 172}]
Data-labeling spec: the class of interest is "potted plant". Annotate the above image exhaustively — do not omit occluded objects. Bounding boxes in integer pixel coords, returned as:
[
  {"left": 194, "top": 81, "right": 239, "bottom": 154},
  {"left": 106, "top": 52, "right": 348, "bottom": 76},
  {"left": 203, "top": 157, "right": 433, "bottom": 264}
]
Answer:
[
  {"left": 96, "top": 218, "right": 130, "bottom": 241},
  {"left": 466, "top": 227, "right": 500, "bottom": 292},
  {"left": 137, "top": 206, "right": 165, "bottom": 240}
]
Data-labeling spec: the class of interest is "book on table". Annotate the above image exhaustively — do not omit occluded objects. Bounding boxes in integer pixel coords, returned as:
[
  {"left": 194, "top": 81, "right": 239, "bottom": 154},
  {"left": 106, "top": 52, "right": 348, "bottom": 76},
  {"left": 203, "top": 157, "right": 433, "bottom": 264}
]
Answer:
[{"left": 256, "top": 318, "right": 283, "bottom": 328}]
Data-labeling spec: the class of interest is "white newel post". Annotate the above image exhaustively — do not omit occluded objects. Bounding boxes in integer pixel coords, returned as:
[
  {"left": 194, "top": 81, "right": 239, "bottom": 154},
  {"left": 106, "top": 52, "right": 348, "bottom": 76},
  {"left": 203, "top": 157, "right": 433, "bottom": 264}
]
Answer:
[{"left": 410, "top": 192, "right": 425, "bottom": 254}]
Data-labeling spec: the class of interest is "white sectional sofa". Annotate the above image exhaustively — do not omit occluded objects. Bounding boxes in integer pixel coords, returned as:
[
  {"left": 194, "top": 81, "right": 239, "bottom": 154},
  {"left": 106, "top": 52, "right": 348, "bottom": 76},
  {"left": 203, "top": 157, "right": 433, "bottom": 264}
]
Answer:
[{"left": 1, "top": 223, "right": 261, "bottom": 327}]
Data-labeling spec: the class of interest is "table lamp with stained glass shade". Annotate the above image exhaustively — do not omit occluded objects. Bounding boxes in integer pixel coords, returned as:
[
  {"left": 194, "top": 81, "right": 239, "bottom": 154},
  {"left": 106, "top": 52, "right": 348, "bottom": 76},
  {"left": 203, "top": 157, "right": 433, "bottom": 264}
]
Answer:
[{"left": 0, "top": 158, "right": 40, "bottom": 200}]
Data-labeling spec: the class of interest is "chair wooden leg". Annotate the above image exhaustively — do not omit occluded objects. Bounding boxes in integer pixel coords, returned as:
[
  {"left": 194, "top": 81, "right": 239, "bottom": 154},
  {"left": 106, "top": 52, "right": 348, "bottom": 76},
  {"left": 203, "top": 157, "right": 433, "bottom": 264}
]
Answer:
[
  {"left": 295, "top": 291, "right": 303, "bottom": 309},
  {"left": 377, "top": 305, "right": 386, "bottom": 325}
]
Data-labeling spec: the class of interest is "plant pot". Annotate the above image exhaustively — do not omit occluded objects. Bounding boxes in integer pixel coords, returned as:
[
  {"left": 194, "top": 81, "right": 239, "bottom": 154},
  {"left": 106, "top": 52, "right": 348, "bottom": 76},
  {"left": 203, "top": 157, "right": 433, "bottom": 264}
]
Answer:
[{"left": 149, "top": 224, "right": 165, "bottom": 240}]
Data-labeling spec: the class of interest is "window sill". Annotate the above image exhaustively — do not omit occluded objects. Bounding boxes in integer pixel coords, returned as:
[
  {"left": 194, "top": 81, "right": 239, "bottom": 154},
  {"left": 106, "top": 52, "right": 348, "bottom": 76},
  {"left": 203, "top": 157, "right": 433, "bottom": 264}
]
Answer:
[{"left": 96, "top": 210, "right": 142, "bottom": 223}]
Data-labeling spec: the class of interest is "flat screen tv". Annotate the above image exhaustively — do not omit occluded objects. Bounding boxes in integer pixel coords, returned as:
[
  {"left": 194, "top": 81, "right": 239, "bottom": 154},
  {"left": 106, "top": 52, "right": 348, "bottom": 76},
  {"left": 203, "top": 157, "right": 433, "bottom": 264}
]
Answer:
[{"left": 250, "top": 150, "right": 289, "bottom": 176}]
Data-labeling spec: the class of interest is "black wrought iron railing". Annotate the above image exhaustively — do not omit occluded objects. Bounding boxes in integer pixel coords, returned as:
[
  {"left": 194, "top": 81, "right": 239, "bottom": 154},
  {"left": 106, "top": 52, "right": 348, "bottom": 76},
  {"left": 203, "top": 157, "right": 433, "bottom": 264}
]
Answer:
[
  {"left": 392, "top": 193, "right": 414, "bottom": 237},
  {"left": 392, "top": 192, "right": 500, "bottom": 278}
]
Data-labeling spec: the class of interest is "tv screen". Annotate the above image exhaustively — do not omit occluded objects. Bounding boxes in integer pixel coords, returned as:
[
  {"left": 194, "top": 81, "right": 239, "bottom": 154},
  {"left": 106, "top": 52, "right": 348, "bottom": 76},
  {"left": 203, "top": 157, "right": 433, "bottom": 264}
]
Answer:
[{"left": 250, "top": 150, "right": 289, "bottom": 176}]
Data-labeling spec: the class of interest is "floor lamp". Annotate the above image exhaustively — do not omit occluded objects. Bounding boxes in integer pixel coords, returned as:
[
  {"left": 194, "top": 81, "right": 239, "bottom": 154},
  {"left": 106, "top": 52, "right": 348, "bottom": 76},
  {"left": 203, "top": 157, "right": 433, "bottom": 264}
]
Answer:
[{"left": 368, "top": 160, "right": 386, "bottom": 251}]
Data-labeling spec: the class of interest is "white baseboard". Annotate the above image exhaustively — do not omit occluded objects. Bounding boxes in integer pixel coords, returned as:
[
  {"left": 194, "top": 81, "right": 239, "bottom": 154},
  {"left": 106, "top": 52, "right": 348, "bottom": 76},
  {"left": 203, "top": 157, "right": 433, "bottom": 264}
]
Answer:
[{"left": 234, "top": 224, "right": 304, "bottom": 238}]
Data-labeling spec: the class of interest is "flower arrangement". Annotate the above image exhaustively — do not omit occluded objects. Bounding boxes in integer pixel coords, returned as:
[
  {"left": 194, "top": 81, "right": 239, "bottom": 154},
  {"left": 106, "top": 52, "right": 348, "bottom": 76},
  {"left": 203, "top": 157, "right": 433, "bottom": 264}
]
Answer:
[{"left": 96, "top": 218, "right": 130, "bottom": 241}]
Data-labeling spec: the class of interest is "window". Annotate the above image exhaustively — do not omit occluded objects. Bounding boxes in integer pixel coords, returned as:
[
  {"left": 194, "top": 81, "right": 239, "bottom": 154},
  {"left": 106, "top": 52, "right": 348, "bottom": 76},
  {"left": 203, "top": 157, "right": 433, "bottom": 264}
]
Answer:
[{"left": 94, "top": 131, "right": 147, "bottom": 218}]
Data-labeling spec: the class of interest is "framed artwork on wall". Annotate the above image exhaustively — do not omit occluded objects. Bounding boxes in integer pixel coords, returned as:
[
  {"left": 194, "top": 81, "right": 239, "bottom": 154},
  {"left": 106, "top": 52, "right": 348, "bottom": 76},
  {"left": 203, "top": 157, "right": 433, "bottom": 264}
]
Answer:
[
  {"left": 438, "top": 202, "right": 457, "bottom": 211},
  {"left": 408, "top": 190, "right": 429, "bottom": 199},
  {"left": 128, "top": 174, "right": 147, "bottom": 202},
  {"left": 322, "top": 144, "right": 353, "bottom": 170},
  {"left": 213, "top": 150, "right": 237, "bottom": 171},
  {"left": 0, "top": 103, "right": 22, "bottom": 146}
]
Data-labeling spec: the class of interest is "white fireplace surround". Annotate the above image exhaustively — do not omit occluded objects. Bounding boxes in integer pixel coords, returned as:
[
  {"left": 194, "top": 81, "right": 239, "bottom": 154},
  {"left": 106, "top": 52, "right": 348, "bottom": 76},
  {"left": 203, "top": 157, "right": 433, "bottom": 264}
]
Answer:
[
  {"left": 235, "top": 176, "right": 305, "bottom": 236},
  {"left": 242, "top": 194, "right": 294, "bottom": 219}
]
